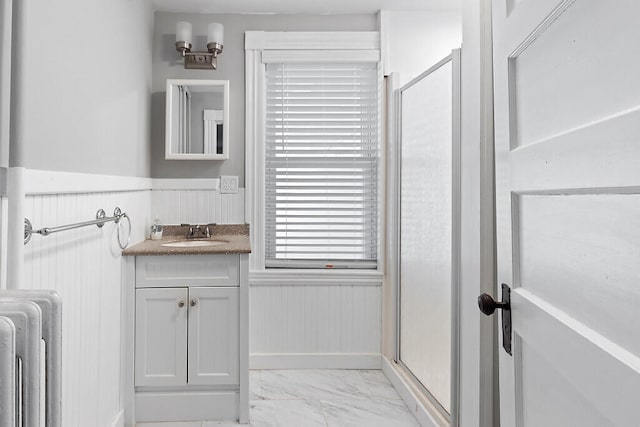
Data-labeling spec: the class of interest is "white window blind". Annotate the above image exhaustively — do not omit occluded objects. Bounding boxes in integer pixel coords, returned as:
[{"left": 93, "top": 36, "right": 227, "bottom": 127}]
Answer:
[{"left": 265, "top": 62, "right": 379, "bottom": 268}]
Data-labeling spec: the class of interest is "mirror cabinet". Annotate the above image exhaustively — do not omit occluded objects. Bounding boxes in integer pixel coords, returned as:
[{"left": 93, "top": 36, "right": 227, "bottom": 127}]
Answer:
[{"left": 165, "top": 79, "right": 229, "bottom": 160}]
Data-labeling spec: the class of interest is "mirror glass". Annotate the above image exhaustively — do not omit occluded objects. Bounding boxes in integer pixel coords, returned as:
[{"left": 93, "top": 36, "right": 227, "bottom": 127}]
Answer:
[{"left": 165, "top": 79, "right": 229, "bottom": 159}]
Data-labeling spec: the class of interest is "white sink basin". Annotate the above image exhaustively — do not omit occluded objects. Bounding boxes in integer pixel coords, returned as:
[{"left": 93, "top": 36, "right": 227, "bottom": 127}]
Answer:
[{"left": 162, "top": 240, "right": 228, "bottom": 248}]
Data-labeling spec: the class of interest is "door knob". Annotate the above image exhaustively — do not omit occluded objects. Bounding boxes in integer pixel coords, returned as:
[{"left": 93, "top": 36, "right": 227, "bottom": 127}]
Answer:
[
  {"left": 178, "top": 300, "right": 185, "bottom": 308},
  {"left": 478, "top": 284, "right": 512, "bottom": 355},
  {"left": 190, "top": 299, "right": 197, "bottom": 307},
  {"left": 477, "top": 293, "right": 509, "bottom": 315}
]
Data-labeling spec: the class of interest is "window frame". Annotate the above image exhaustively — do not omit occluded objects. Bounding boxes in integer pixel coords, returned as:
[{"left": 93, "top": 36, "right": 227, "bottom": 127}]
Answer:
[{"left": 245, "top": 31, "right": 384, "bottom": 277}]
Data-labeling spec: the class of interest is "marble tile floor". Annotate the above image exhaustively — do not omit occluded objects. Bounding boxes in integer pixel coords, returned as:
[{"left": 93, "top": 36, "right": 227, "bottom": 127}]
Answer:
[{"left": 137, "top": 369, "right": 420, "bottom": 427}]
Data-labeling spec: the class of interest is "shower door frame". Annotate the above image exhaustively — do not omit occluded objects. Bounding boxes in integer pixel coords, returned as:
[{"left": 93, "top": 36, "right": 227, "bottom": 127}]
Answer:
[{"left": 394, "top": 50, "right": 461, "bottom": 426}]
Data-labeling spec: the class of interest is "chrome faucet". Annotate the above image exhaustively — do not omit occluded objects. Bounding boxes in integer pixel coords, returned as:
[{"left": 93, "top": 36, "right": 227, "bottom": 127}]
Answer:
[{"left": 181, "top": 223, "right": 216, "bottom": 239}]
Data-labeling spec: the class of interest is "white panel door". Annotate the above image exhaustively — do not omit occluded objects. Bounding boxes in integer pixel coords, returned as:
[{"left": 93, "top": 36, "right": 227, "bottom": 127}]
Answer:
[
  {"left": 188, "top": 287, "right": 239, "bottom": 386},
  {"left": 492, "top": 0, "right": 640, "bottom": 425},
  {"left": 135, "top": 288, "right": 188, "bottom": 387}
]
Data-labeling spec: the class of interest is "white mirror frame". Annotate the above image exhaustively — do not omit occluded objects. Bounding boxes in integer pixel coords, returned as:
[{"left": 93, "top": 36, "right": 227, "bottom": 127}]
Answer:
[{"left": 165, "top": 79, "right": 230, "bottom": 160}]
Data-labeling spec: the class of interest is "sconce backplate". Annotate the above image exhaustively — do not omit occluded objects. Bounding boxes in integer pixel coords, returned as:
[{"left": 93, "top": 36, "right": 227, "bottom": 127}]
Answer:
[{"left": 184, "top": 52, "right": 218, "bottom": 70}]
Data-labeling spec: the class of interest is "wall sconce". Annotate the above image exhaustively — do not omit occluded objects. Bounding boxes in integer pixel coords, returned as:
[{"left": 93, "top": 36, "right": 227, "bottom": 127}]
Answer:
[{"left": 175, "top": 21, "right": 224, "bottom": 70}]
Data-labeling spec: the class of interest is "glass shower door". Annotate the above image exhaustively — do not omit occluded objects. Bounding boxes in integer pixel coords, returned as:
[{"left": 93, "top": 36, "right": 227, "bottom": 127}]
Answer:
[{"left": 398, "top": 51, "right": 460, "bottom": 419}]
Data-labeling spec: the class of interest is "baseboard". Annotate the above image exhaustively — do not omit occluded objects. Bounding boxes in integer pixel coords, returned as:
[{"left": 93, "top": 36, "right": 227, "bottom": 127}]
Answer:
[
  {"left": 110, "top": 410, "right": 125, "bottom": 427},
  {"left": 135, "top": 391, "right": 238, "bottom": 423},
  {"left": 382, "top": 356, "right": 447, "bottom": 427},
  {"left": 250, "top": 353, "right": 381, "bottom": 370}
]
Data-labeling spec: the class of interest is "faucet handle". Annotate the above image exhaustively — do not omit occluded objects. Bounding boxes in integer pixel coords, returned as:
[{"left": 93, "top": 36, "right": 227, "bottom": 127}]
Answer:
[{"left": 180, "top": 223, "right": 196, "bottom": 238}]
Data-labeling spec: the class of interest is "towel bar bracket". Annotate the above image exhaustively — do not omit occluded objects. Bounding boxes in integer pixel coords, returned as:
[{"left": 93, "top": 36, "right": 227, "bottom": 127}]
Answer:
[{"left": 96, "top": 209, "right": 106, "bottom": 228}]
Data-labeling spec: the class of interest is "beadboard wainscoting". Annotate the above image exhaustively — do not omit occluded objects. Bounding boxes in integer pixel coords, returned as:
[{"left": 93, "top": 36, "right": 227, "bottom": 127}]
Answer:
[
  {"left": 151, "top": 188, "right": 245, "bottom": 225},
  {"left": 22, "top": 188, "right": 150, "bottom": 427},
  {"left": 250, "top": 273, "right": 383, "bottom": 369}
]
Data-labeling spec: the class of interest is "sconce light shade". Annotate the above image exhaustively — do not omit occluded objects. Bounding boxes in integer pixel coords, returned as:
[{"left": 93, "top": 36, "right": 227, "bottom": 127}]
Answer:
[
  {"left": 174, "top": 21, "right": 224, "bottom": 70},
  {"left": 207, "top": 23, "right": 224, "bottom": 45},
  {"left": 176, "top": 21, "right": 192, "bottom": 44}
]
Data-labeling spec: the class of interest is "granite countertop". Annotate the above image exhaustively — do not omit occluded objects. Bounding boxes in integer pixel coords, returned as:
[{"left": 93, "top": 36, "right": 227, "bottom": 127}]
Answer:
[{"left": 122, "top": 224, "right": 251, "bottom": 256}]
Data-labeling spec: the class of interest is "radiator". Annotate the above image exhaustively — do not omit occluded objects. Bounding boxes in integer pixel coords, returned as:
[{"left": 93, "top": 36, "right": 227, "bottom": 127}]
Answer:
[{"left": 0, "top": 290, "right": 62, "bottom": 427}]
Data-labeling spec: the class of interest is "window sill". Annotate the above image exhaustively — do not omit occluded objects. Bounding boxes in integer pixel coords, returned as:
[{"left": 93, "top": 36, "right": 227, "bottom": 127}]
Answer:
[{"left": 249, "top": 269, "right": 384, "bottom": 286}]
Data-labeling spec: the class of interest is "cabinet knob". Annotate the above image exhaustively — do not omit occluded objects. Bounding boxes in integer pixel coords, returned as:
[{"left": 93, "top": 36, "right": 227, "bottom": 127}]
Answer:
[
  {"left": 178, "top": 300, "right": 185, "bottom": 308},
  {"left": 190, "top": 299, "right": 197, "bottom": 307}
]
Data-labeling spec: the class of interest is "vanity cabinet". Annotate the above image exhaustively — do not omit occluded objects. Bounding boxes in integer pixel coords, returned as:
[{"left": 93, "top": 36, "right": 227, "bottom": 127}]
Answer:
[
  {"left": 124, "top": 253, "right": 249, "bottom": 424},
  {"left": 135, "top": 286, "right": 239, "bottom": 387}
]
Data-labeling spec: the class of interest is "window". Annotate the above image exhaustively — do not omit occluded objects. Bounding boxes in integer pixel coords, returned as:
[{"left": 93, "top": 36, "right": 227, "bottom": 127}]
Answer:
[{"left": 264, "top": 62, "right": 379, "bottom": 268}]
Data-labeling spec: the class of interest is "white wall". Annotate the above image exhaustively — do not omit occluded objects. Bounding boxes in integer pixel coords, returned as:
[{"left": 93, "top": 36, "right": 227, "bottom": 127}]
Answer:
[
  {"left": 381, "top": 10, "right": 462, "bottom": 87},
  {"left": 0, "top": 0, "right": 11, "bottom": 168},
  {"left": 11, "top": 0, "right": 152, "bottom": 176}
]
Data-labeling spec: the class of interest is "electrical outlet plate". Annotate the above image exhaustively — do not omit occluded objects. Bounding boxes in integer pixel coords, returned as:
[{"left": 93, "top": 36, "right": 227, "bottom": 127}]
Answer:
[{"left": 220, "top": 176, "right": 239, "bottom": 194}]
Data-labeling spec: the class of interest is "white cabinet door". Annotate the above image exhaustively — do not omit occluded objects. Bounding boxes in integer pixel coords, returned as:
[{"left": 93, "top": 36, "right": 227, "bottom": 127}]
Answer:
[
  {"left": 187, "top": 287, "right": 239, "bottom": 386},
  {"left": 492, "top": 0, "right": 640, "bottom": 425},
  {"left": 135, "top": 288, "right": 188, "bottom": 387}
]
